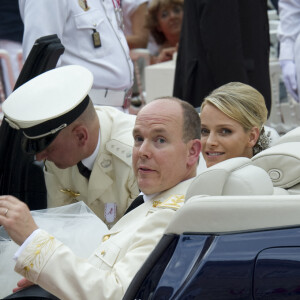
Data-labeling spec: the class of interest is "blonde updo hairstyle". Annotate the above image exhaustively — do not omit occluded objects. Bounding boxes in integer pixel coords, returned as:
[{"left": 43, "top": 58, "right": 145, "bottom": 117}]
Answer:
[{"left": 200, "top": 82, "right": 269, "bottom": 155}]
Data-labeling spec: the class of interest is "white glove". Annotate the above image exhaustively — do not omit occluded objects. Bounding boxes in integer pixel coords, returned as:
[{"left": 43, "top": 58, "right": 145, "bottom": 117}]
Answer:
[{"left": 280, "top": 60, "right": 299, "bottom": 101}]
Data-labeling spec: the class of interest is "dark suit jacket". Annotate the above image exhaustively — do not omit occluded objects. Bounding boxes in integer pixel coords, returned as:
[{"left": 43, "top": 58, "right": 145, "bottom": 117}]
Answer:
[{"left": 173, "top": 0, "right": 271, "bottom": 114}]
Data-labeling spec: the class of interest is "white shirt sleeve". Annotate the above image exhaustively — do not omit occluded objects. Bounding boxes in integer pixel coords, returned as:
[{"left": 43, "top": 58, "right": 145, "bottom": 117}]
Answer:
[{"left": 13, "top": 228, "right": 41, "bottom": 261}]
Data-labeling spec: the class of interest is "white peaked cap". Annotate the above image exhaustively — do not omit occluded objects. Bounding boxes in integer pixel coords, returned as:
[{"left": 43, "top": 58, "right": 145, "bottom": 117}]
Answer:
[{"left": 3, "top": 65, "right": 94, "bottom": 154}]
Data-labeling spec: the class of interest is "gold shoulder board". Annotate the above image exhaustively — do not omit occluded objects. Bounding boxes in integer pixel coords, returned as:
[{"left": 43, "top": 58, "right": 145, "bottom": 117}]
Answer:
[{"left": 155, "top": 195, "right": 185, "bottom": 210}]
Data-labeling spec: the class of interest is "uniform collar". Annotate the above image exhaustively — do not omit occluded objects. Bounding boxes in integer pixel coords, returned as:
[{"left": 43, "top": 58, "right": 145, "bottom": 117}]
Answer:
[
  {"left": 141, "top": 192, "right": 159, "bottom": 202},
  {"left": 82, "top": 129, "right": 101, "bottom": 170}
]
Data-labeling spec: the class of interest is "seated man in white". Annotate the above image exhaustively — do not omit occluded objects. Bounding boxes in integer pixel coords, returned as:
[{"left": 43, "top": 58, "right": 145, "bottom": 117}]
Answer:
[{"left": 0, "top": 97, "right": 201, "bottom": 300}]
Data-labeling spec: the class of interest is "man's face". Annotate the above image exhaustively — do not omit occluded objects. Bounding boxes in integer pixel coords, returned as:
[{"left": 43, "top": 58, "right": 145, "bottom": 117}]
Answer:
[
  {"left": 132, "top": 100, "right": 190, "bottom": 195},
  {"left": 35, "top": 127, "right": 79, "bottom": 169}
]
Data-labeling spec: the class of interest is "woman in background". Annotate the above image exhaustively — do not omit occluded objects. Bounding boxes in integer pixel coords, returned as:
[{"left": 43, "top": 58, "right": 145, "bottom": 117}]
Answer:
[
  {"left": 200, "top": 82, "right": 274, "bottom": 168},
  {"left": 145, "top": 0, "right": 183, "bottom": 64}
]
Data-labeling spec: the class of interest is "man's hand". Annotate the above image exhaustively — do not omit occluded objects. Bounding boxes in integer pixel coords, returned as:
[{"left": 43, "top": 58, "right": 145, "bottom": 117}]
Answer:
[
  {"left": 13, "top": 278, "right": 34, "bottom": 293},
  {"left": 0, "top": 195, "right": 38, "bottom": 245},
  {"left": 280, "top": 60, "right": 299, "bottom": 101}
]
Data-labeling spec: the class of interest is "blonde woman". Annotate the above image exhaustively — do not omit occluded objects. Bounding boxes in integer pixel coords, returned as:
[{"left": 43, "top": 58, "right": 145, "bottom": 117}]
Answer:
[{"left": 200, "top": 82, "right": 274, "bottom": 168}]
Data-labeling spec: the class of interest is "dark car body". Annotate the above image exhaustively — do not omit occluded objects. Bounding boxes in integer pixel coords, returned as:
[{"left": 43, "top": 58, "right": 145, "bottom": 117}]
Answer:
[{"left": 124, "top": 195, "right": 300, "bottom": 300}]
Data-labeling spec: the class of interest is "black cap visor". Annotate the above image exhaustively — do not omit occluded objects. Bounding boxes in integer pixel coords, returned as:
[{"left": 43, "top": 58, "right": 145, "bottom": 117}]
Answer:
[{"left": 21, "top": 131, "right": 60, "bottom": 155}]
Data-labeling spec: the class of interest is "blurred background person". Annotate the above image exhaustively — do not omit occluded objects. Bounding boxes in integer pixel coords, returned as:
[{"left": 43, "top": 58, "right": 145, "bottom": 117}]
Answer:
[
  {"left": 0, "top": 0, "right": 23, "bottom": 98},
  {"left": 18, "top": 0, "right": 133, "bottom": 110},
  {"left": 173, "top": 0, "right": 272, "bottom": 115},
  {"left": 145, "top": 0, "right": 184, "bottom": 64},
  {"left": 123, "top": 0, "right": 149, "bottom": 49},
  {"left": 278, "top": 0, "right": 300, "bottom": 102}
]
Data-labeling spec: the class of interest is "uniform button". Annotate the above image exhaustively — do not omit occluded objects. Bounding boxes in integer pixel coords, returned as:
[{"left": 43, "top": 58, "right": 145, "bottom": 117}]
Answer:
[
  {"left": 101, "top": 250, "right": 106, "bottom": 256},
  {"left": 102, "top": 235, "right": 110, "bottom": 242}
]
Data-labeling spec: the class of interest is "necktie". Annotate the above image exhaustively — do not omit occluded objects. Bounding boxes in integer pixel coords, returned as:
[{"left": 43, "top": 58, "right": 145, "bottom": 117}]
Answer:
[
  {"left": 124, "top": 195, "right": 144, "bottom": 215},
  {"left": 77, "top": 161, "right": 91, "bottom": 179}
]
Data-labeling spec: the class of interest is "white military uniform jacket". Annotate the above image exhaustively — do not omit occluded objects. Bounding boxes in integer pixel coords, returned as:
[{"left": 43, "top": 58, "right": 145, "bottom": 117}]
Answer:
[
  {"left": 44, "top": 106, "right": 139, "bottom": 225},
  {"left": 15, "top": 178, "right": 193, "bottom": 300},
  {"left": 19, "top": 0, "right": 133, "bottom": 91}
]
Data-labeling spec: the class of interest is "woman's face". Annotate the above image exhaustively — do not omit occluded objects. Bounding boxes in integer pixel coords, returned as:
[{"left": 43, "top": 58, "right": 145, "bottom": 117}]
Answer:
[
  {"left": 157, "top": 3, "right": 183, "bottom": 43},
  {"left": 200, "top": 103, "right": 259, "bottom": 167}
]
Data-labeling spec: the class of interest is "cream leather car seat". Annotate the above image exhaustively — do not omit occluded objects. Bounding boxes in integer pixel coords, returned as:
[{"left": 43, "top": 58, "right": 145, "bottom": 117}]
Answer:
[
  {"left": 252, "top": 141, "right": 300, "bottom": 195},
  {"left": 274, "top": 126, "right": 300, "bottom": 145},
  {"left": 186, "top": 157, "right": 278, "bottom": 200}
]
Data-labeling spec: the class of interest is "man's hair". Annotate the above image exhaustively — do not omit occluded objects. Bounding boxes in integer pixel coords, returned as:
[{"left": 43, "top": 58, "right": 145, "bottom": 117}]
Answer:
[
  {"left": 180, "top": 99, "right": 201, "bottom": 142},
  {"left": 75, "top": 98, "right": 98, "bottom": 125},
  {"left": 156, "top": 97, "right": 200, "bottom": 142}
]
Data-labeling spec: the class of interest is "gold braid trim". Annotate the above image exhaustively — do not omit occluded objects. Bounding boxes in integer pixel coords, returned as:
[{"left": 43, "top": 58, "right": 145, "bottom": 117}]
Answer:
[
  {"left": 19, "top": 231, "right": 58, "bottom": 281},
  {"left": 154, "top": 195, "right": 185, "bottom": 210}
]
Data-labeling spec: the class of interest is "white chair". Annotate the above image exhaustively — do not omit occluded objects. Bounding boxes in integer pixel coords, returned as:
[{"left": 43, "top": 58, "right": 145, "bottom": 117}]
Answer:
[
  {"left": 130, "top": 49, "right": 151, "bottom": 103},
  {"left": 267, "top": 60, "right": 286, "bottom": 132},
  {"left": 144, "top": 54, "right": 176, "bottom": 103},
  {"left": 269, "top": 20, "right": 280, "bottom": 59},
  {"left": 268, "top": 9, "right": 279, "bottom": 21}
]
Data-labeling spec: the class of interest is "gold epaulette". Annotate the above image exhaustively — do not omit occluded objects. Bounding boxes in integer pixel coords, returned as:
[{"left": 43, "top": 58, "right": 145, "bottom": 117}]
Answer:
[{"left": 154, "top": 195, "right": 185, "bottom": 210}]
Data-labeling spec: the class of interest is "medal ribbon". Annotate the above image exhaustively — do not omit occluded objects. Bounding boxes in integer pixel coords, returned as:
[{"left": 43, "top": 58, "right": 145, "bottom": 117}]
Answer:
[{"left": 112, "top": 0, "right": 121, "bottom": 9}]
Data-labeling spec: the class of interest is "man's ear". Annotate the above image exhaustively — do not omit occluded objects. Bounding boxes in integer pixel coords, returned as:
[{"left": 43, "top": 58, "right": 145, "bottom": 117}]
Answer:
[
  {"left": 187, "top": 139, "right": 201, "bottom": 167},
  {"left": 72, "top": 125, "right": 88, "bottom": 147},
  {"left": 248, "top": 127, "right": 260, "bottom": 148}
]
